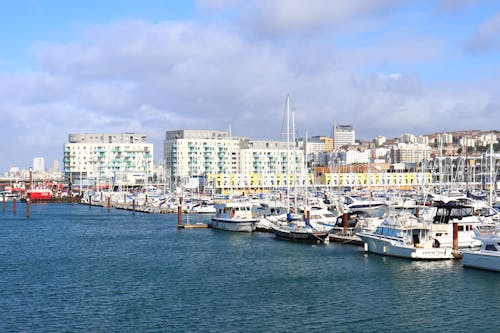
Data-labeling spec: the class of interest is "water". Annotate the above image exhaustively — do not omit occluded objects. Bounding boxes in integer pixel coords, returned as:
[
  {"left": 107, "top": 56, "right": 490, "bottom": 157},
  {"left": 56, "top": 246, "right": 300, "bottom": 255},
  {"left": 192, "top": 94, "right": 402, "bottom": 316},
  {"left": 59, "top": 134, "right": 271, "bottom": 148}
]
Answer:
[{"left": 1, "top": 203, "right": 499, "bottom": 332}]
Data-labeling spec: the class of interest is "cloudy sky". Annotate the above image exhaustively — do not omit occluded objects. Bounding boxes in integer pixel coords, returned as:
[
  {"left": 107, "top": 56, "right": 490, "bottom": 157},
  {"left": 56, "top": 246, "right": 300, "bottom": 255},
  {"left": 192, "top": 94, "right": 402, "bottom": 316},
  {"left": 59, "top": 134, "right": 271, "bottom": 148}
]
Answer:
[{"left": 1, "top": 0, "right": 499, "bottom": 171}]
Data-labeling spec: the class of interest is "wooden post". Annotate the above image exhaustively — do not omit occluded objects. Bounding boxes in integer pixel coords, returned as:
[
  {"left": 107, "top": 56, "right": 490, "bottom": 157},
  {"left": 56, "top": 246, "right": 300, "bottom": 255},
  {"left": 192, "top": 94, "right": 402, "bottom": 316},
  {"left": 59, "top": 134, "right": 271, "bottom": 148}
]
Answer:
[
  {"left": 453, "top": 222, "right": 459, "bottom": 250},
  {"left": 100, "top": 191, "right": 103, "bottom": 202},
  {"left": 88, "top": 195, "right": 92, "bottom": 208},
  {"left": 177, "top": 197, "right": 183, "bottom": 227},
  {"left": 343, "top": 213, "right": 348, "bottom": 235},
  {"left": 107, "top": 196, "right": 111, "bottom": 212},
  {"left": 13, "top": 198, "right": 17, "bottom": 215},
  {"left": 124, "top": 193, "right": 126, "bottom": 203},
  {"left": 132, "top": 199, "right": 136, "bottom": 214},
  {"left": 145, "top": 194, "right": 148, "bottom": 205},
  {"left": 415, "top": 207, "right": 420, "bottom": 218},
  {"left": 306, "top": 210, "right": 311, "bottom": 223},
  {"left": 2, "top": 194, "right": 5, "bottom": 211},
  {"left": 26, "top": 199, "right": 30, "bottom": 219}
]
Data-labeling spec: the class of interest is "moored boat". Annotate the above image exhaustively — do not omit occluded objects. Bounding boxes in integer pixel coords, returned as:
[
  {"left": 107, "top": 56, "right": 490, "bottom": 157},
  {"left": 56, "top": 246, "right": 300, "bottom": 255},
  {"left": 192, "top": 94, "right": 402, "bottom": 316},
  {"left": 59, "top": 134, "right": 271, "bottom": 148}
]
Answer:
[
  {"left": 461, "top": 226, "right": 500, "bottom": 272},
  {"left": 210, "top": 202, "right": 259, "bottom": 232},
  {"left": 357, "top": 212, "right": 454, "bottom": 260}
]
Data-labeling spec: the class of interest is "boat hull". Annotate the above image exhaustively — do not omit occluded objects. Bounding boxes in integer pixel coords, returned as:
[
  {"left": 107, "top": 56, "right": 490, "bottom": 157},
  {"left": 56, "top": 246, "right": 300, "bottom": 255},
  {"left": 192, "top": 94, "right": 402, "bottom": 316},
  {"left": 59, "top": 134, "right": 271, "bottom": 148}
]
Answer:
[
  {"left": 462, "top": 251, "right": 500, "bottom": 272},
  {"left": 210, "top": 218, "right": 258, "bottom": 232},
  {"left": 272, "top": 227, "right": 328, "bottom": 244},
  {"left": 358, "top": 234, "right": 454, "bottom": 260}
]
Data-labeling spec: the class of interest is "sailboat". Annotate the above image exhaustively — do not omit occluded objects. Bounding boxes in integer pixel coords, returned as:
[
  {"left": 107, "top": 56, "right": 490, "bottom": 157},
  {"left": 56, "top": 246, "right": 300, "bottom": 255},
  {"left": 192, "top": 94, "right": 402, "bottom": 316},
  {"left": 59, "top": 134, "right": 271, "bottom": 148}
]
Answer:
[{"left": 269, "top": 95, "right": 329, "bottom": 244}]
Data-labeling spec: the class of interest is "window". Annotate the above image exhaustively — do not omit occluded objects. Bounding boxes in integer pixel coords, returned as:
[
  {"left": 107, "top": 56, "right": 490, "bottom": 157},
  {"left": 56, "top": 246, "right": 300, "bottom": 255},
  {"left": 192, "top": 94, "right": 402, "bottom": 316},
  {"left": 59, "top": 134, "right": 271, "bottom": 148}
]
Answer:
[{"left": 485, "top": 244, "right": 497, "bottom": 251}]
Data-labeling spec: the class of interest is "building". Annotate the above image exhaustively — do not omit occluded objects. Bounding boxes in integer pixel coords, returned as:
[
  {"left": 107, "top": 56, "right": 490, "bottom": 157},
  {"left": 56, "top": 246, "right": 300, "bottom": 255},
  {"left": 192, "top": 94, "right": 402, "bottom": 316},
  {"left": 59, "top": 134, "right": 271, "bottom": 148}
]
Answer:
[
  {"left": 64, "top": 133, "right": 154, "bottom": 187},
  {"left": 400, "top": 133, "right": 416, "bottom": 144},
  {"left": 391, "top": 143, "right": 431, "bottom": 164},
  {"left": 33, "top": 157, "right": 45, "bottom": 172},
  {"left": 334, "top": 125, "right": 355, "bottom": 150},
  {"left": 340, "top": 149, "right": 370, "bottom": 165},
  {"left": 164, "top": 130, "right": 241, "bottom": 183},
  {"left": 164, "top": 129, "right": 305, "bottom": 191},
  {"left": 374, "top": 136, "right": 386, "bottom": 147}
]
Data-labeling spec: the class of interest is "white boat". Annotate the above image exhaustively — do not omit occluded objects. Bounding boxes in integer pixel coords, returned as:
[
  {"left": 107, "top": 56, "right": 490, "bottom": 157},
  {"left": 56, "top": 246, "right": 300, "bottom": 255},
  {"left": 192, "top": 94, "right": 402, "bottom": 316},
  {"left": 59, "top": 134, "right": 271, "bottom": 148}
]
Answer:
[
  {"left": 357, "top": 212, "right": 454, "bottom": 260},
  {"left": 342, "top": 195, "right": 385, "bottom": 213},
  {"left": 461, "top": 226, "right": 500, "bottom": 272},
  {"left": 426, "top": 202, "right": 484, "bottom": 248},
  {"left": 210, "top": 202, "right": 259, "bottom": 232}
]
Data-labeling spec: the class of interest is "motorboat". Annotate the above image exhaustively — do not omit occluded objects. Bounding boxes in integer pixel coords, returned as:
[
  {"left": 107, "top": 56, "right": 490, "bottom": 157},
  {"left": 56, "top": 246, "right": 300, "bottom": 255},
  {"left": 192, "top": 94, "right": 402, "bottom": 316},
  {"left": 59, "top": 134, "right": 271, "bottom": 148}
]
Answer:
[
  {"left": 210, "top": 201, "right": 259, "bottom": 232},
  {"left": 357, "top": 212, "right": 454, "bottom": 260},
  {"left": 461, "top": 226, "right": 500, "bottom": 272}
]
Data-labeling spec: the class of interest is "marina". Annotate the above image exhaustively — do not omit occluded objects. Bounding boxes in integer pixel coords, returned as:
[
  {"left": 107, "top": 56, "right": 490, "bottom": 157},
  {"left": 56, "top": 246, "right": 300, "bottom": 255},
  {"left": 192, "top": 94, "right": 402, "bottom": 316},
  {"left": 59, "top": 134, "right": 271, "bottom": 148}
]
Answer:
[{"left": 1, "top": 202, "right": 499, "bottom": 332}]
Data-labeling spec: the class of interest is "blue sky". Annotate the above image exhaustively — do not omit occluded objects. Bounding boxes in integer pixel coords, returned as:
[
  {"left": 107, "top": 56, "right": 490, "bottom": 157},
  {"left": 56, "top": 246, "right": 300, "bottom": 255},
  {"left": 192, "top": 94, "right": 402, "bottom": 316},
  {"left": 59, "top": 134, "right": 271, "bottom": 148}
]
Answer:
[{"left": 0, "top": 0, "right": 499, "bottom": 171}]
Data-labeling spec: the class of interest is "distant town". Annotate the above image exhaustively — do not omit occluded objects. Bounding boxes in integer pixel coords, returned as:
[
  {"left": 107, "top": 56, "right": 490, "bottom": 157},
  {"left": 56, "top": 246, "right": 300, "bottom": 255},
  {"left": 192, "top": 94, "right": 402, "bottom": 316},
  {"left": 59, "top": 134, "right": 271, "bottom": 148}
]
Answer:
[{"left": 1, "top": 127, "right": 499, "bottom": 193}]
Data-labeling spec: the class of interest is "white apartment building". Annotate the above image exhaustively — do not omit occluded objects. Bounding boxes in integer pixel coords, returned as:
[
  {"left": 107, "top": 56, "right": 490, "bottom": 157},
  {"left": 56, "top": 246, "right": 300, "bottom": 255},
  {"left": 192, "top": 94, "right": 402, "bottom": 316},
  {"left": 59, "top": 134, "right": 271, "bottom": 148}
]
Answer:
[
  {"left": 64, "top": 133, "right": 154, "bottom": 187},
  {"left": 334, "top": 125, "right": 355, "bottom": 150},
  {"left": 164, "top": 130, "right": 240, "bottom": 181},
  {"left": 417, "top": 135, "right": 429, "bottom": 145},
  {"left": 400, "top": 133, "right": 416, "bottom": 144},
  {"left": 164, "top": 130, "right": 305, "bottom": 185},
  {"left": 441, "top": 133, "right": 453, "bottom": 145},
  {"left": 340, "top": 149, "right": 370, "bottom": 165},
  {"left": 391, "top": 143, "right": 431, "bottom": 164},
  {"left": 239, "top": 139, "right": 304, "bottom": 175},
  {"left": 479, "top": 133, "right": 498, "bottom": 146}
]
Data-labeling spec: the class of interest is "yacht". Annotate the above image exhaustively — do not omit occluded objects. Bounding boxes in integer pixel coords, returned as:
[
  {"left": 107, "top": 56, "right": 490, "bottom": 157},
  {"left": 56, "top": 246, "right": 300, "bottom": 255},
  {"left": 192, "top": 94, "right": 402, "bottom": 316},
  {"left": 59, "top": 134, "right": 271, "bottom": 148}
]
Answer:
[
  {"left": 357, "top": 212, "right": 454, "bottom": 260},
  {"left": 461, "top": 226, "right": 500, "bottom": 272}
]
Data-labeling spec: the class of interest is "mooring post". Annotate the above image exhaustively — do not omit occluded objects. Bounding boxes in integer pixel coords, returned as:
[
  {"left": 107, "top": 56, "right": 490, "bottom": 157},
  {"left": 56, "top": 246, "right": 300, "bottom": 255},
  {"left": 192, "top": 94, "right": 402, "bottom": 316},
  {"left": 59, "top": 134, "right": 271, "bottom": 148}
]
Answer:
[
  {"left": 13, "top": 198, "right": 17, "bottom": 215},
  {"left": 453, "top": 222, "right": 459, "bottom": 250},
  {"left": 89, "top": 195, "right": 92, "bottom": 208},
  {"left": 177, "top": 197, "right": 183, "bottom": 227},
  {"left": 343, "top": 213, "right": 348, "bottom": 235},
  {"left": 107, "top": 196, "right": 111, "bottom": 212},
  {"left": 2, "top": 194, "right": 5, "bottom": 211},
  {"left": 26, "top": 199, "right": 30, "bottom": 219},
  {"left": 132, "top": 199, "right": 136, "bottom": 214}
]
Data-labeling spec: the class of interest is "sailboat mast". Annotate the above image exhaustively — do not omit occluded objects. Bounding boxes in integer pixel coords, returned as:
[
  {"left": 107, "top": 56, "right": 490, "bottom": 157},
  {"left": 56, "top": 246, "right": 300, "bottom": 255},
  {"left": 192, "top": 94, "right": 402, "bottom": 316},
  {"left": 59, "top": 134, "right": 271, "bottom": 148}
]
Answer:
[
  {"left": 286, "top": 95, "right": 290, "bottom": 214},
  {"left": 489, "top": 132, "right": 494, "bottom": 207}
]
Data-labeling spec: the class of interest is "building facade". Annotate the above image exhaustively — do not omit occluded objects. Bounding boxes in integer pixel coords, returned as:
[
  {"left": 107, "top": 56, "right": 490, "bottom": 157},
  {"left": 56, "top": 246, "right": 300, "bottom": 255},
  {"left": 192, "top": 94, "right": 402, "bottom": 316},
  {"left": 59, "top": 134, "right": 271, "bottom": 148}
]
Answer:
[
  {"left": 334, "top": 125, "right": 355, "bottom": 150},
  {"left": 64, "top": 133, "right": 154, "bottom": 187}
]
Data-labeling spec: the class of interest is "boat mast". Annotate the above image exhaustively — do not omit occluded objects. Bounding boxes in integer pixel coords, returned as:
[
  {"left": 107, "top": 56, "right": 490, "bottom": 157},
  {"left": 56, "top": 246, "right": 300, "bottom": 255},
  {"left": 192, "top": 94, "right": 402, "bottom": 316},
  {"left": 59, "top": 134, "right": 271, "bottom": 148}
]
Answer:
[
  {"left": 285, "top": 94, "right": 290, "bottom": 214},
  {"left": 489, "top": 131, "right": 494, "bottom": 207}
]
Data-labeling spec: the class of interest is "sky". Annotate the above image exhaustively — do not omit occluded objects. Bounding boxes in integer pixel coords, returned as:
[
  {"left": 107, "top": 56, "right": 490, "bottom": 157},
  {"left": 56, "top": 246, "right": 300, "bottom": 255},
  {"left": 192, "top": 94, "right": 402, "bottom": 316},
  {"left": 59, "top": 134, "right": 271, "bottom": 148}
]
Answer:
[{"left": 1, "top": 0, "right": 499, "bottom": 171}]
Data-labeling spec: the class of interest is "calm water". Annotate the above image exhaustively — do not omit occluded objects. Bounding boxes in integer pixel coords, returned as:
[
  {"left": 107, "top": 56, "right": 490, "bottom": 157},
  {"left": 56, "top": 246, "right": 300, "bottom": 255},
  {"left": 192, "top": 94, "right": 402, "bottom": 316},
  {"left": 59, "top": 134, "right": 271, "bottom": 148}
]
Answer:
[{"left": 1, "top": 203, "right": 499, "bottom": 332}]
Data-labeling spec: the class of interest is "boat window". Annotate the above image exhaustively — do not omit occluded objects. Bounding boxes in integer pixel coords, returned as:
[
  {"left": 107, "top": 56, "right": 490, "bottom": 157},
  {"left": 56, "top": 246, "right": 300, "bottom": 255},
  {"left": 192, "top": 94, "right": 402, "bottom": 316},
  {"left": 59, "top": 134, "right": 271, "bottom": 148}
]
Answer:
[
  {"left": 485, "top": 244, "right": 497, "bottom": 251},
  {"left": 458, "top": 226, "right": 464, "bottom": 231}
]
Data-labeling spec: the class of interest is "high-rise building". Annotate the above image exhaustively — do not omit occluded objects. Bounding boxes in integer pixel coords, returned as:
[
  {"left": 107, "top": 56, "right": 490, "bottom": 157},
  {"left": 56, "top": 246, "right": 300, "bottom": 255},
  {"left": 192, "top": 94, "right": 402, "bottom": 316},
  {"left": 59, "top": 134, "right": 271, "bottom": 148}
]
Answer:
[
  {"left": 334, "top": 125, "right": 355, "bottom": 150},
  {"left": 64, "top": 133, "right": 154, "bottom": 187},
  {"left": 33, "top": 157, "right": 45, "bottom": 172}
]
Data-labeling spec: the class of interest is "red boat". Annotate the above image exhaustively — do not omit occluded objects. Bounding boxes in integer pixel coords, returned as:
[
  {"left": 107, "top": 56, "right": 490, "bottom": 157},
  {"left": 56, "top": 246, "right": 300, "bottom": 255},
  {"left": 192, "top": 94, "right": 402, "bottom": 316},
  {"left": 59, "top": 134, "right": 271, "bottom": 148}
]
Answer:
[{"left": 27, "top": 189, "right": 52, "bottom": 200}]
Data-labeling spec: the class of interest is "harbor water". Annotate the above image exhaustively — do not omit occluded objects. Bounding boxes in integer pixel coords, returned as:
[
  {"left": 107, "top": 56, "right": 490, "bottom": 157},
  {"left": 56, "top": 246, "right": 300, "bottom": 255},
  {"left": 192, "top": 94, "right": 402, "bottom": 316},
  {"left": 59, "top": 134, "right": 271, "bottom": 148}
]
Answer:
[{"left": 1, "top": 203, "right": 499, "bottom": 332}]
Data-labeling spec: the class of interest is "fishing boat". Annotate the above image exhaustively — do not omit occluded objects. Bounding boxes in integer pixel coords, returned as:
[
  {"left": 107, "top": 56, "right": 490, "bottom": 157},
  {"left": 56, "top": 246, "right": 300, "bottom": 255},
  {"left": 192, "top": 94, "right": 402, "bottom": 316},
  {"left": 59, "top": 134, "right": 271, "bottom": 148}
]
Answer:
[
  {"left": 210, "top": 202, "right": 259, "bottom": 232},
  {"left": 357, "top": 212, "right": 454, "bottom": 260},
  {"left": 461, "top": 226, "right": 500, "bottom": 272}
]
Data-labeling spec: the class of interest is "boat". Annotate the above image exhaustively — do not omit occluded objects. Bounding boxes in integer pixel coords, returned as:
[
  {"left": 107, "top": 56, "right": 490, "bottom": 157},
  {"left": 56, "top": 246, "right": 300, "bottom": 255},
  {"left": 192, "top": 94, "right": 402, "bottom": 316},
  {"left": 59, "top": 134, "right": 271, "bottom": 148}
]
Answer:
[
  {"left": 357, "top": 211, "right": 454, "bottom": 260},
  {"left": 342, "top": 195, "right": 385, "bottom": 213},
  {"left": 26, "top": 188, "right": 52, "bottom": 201},
  {"left": 426, "top": 202, "right": 484, "bottom": 248},
  {"left": 461, "top": 226, "right": 500, "bottom": 272},
  {"left": 210, "top": 202, "right": 259, "bottom": 232},
  {"left": 271, "top": 214, "right": 329, "bottom": 244},
  {"left": 328, "top": 211, "right": 383, "bottom": 245}
]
